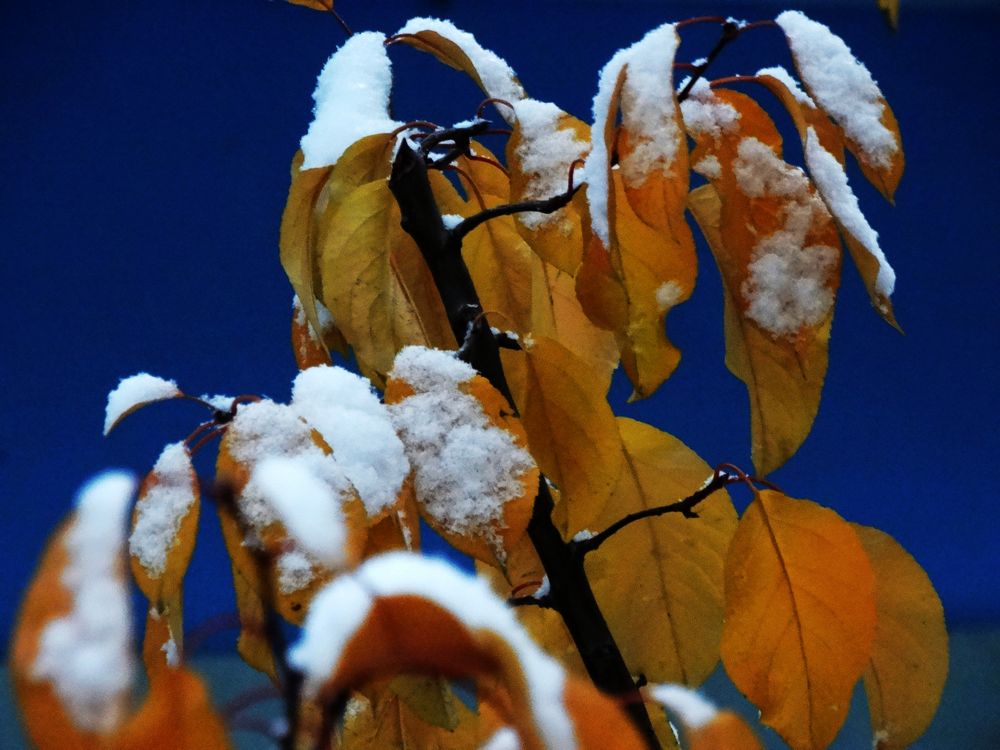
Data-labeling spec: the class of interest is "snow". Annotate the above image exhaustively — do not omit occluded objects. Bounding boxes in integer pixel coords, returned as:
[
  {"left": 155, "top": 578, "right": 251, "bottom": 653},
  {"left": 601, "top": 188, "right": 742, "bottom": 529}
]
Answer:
[
  {"left": 532, "top": 575, "right": 551, "bottom": 600},
  {"left": 442, "top": 213, "right": 464, "bottom": 229},
  {"left": 693, "top": 154, "right": 721, "bottom": 180},
  {"left": 388, "top": 348, "right": 536, "bottom": 557},
  {"left": 480, "top": 728, "right": 521, "bottom": 750},
  {"left": 291, "top": 365, "right": 409, "bottom": 518},
  {"left": 290, "top": 552, "right": 574, "bottom": 748},
  {"left": 511, "top": 99, "right": 589, "bottom": 232},
  {"left": 161, "top": 636, "right": 180, "bottom": 668},
  {"left": 679, "top": 79, "right": 740, "bottom": 142},
  {"left": 776, "top": 11, "right": 897, "bottom": 169},
  {"left": 226, "top": 399, "right": 356, "bottom": 592},
  {"left": 655, "top": 281, "right": 684, "bottom": 312},
  {"left": 396, "top": 18, "right": 525, "bottom": 121},
  {"left": 756, "top": 66, "right": 815, "bottom": 107},
  {"left": 199, "top": 394, "right": 235, "bottom": 412},
  {"left": 104, "top": 373, "right": 180, "bottom": 435},
  {"left": 617, "top": 24, "right": 681, "bottom": 189},
  {"left": 584, "top": 44, "right": 630, "bottom": 248},
  {"left": 277, "top": 550, "right": 319, "bottom": 595},
  {"left": 648, "top": 684, "right": 718, "bottom": 729},
  {"left": 805, "top": 127, "right": 895, "bottom": 299},
  {"left": 252, "top": 456, "right": 347, "bottom": 569},
  {"left": 31, "top": 471, "right": 137, "bottom": 734},
  {"left": 734, "top": 137, "right": 838, "bottom": 336},
  {"left": 300, "top": 32, "right": 403, "bottom": 170},
  {"left": 128, "top": 442, "right": 197, "bottom": 578}
]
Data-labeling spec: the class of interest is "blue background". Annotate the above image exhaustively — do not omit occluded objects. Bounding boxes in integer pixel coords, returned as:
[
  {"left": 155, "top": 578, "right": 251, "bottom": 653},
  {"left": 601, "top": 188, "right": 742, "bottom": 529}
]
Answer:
[{"left": 2, "top": 0, "right": 997, "bottom": 670}]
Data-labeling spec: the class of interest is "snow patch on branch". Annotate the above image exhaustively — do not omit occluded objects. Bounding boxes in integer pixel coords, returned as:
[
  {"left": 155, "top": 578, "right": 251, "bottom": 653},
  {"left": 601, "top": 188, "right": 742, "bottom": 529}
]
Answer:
[
  {"left": 32, "top": 472, "right": 137, "bottom": 734},
  {"left": 301, "top": 32, "right": 403, "bottom": 169}
]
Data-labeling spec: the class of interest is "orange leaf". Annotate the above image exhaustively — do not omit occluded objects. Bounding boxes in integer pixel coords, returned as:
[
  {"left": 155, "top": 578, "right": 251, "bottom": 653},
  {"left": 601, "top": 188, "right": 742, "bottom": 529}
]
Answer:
[
  {"left": 113, "top": 668, "right": 230, "bottom": 750},
  {"left": 721, "top": 490, "right": 876, "bottom": 750},
  {"left": 650, "top": 684, "right": 762, "bottom": 750},
  {"left": 685, "top": 87, "right": 842, "bottom": 475},
  {"left": 292, "top": 295, "right": 346, "bottom": 367},
  {"left": 689, "top": 712, "right": 764, "bottom": 750},
  {"left": 103, "top": 373, "right": 183, "bottom": 436},
  {"left": 287, "top": 0, "right": 333, "bottom": 10},
  {"left": 854, "top": 525, "right": 948, "bottom": 750}
]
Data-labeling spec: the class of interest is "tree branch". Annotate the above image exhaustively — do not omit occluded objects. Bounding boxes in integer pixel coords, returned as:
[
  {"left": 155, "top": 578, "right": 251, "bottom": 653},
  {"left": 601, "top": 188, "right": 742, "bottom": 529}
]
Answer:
[
  {"left": 451, "top": 185, "right": 581, "bottom": 241},
  {"left": 574, "top": 470, "right": 738, "bottom": 556},
  {"left": 387, "top": 141, "right": 661, "bottom": 750},
  {"left": 676, "top": 19, "right": 779, "bottom": 103}
]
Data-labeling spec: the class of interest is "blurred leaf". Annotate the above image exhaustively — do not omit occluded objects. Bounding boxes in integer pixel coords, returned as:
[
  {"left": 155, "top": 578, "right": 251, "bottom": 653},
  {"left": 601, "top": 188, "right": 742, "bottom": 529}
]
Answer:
[
  {"left": 388, "top": 675, "right": 459, "bottom": 731},
  {"left": 113, "top": 668, "right": 230, "bottom": 750},
  {"left": 854, "top": 525, "right": 948, "bottom": 750},
  {"left": 878, "top": 0, "right": 900, "bottom": 29},
  {"left": 721, "top": 491, "right": 876, "bottom": 750},
  {"left": 287, "top": 0, "right": 333, "bottom": 10}
]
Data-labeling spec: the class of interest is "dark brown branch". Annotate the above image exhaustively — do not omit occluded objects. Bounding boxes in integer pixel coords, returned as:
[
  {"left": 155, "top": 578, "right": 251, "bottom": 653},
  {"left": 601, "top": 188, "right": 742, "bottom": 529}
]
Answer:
[
  {"left": 676, "top": 19, "right": 779, "bottom": 103},
  {"left": 387, "top": 141, "right": 661, "bottom": 749},
  {"left": 327, "top": 6, "right": 353, "bottom": 37},
  {"left": 575, "top": 470, "right": 738, "bottom": 556},
  {"left": 451, "top": 185, "right": 581, "bottom": 241}
]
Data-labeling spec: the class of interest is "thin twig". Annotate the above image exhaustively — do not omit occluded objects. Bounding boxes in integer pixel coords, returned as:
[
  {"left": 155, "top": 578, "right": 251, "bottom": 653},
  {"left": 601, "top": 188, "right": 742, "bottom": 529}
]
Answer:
[
  {"left": 574, "top": 469, "right": 740, "bottom": 556},
  {"left": 451, "top": 185, "right": 581, "bottom": 241},
  {"left": 328, "top": 6, "right": 353, "bottom": 37},
  {"left": 676, "top": 19, "right": 779, "bottom": 103}
]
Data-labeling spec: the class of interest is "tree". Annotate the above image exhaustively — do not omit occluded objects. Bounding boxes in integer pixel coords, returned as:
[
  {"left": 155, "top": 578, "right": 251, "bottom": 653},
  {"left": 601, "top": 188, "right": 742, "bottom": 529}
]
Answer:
[{"left": 9, "top": 4, "right": 946, "bottom": 750}]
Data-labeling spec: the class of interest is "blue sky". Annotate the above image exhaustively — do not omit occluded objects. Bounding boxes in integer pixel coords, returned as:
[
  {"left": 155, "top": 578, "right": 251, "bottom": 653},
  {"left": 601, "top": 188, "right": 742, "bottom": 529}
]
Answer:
[{"left": 2, "top": 0, "right": 997, "bottom": 650}]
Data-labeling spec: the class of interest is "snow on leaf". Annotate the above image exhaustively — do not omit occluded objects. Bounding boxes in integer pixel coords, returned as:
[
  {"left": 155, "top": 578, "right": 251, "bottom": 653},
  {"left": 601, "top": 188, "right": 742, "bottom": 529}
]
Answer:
[
  {"left": 685, "top": 89, "right": 841, "bottom": 475},
  {"left": 721, "top": 491, "right": 876, "bottom": 750},
  {"left": 290, "top": 552, "right": 646, "bottom": 750},
  {"left": 291, "top": 364, "right": 409, "bottom": 521},
  {"left": 12, "top": 472, "right": 137, "bottom": 744},
  {"left": 300, "top": 32, "right": 402, "bottom": 170},
  {"left": 385, "top": 346, "right": 537, "bottom": 566},
  {"left": 104, "top": 373, "right": 182, "bottom": 436},
  {"left": 776, "top": 10, "right": 903, "bottom": 200},
  {"left": 393, "top": 18, "right": 526, "bottom": 123},
  {"left": 854, "top": 525, "right": 948, "bottom": 750}
]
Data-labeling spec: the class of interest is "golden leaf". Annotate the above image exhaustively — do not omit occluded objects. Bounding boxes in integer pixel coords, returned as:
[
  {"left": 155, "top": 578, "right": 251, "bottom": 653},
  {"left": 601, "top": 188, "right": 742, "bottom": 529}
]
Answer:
[
  {"left": 514, "top": 335, "right": 623, "bottom": 536},
  {"left": 113, "top": 668, "right": 230, "bottom": 750},
  {"left": 854, "top": 525, "right": 948, "bottom": 750},
  {"left": 586, "top": 418, "right": 736, "bottom": 686},
  {"left": 878, "top": 0, "right": 900, "bottom": 29},
  {"left": 721, "top": 491, "right": 877, "bottom": 750},
  {"left": 457, "top": 140, "right": 510, "bottom": 202},
  {"left": 319, "top": 179, "right": 455, "bottom": 383}
]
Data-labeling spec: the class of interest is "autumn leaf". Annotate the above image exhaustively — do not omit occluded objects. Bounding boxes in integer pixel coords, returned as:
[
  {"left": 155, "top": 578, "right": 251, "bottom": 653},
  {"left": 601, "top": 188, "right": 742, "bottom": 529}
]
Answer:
[
  {"left": 878, "top": 0, "right": 900, "bottom": 29},
  {"left": 319, "top": 179, "right": 455, "bottom": 383},
  {"left": 854, "top": 525, "right": 948, "bottom": 750},
  {"left": 506, "top": 101, "right": 589, "bottom": 274},
  {"left": 113, "top": 668, "right": 230, "bottom": 750},
  {"left": 391, "top": 19, "right": 526, "bottom": 122},
  {"left": 512, "top": 335, "right": 623, "bottom": 535},
  {"left": 103, "top": 373, "right": 183, "bottom": 436},
  {"left": 287, "top": 0, "right": 333, "bottom": 10},
  {"left": 721, "top": 491, "right": 876, "bottom": 750},
  {"left": 776, "top": 11, "right": 904, "bottom": 202},
  {"left": 385, "top": 347, "right": 537, "bottom": 567},
  {"left": 650, "top": 683, "right": 762, "bottom": 750},
  {"left": 585, "top": 418, "right": 737, "bottom": 686},
  {"left": 684, "top": 85, "right": 842, "bottom": 476}
]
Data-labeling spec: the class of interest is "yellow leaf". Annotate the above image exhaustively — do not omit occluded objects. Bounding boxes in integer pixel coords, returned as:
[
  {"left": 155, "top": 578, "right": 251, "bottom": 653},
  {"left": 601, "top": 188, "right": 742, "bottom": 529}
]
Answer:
[
  {"left": 113, "top": 668, "right": 230, "bottom": 750},
  {"left": 457, "top": 139, "right": 510, "bottom": 202},
  {"left": 529, "top": 255, "right": 619, "bottom": 386},
  {"left": 610, "top": 172, "right": 696, "bottom": 399},
  {"left": 388, "top": 674, "right": 460, "bottom": 731},
  {"left": 586, "top": 418, "right": 736, "bottom": 686},
  {"left": 854, "top": 525, "right": 948, "bottom": 750},
  {"left": 319, "top": 179, "right": 455, "bottom": 383},
  {"left": 721, "top": 490, "right": 876, "bottom": 750},
  {"left": 514, "top": 335, "right": 623, "bottom": 536}
]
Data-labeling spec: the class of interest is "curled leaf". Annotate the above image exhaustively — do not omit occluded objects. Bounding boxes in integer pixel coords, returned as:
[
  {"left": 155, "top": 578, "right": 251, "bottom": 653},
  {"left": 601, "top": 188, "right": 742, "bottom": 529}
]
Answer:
[{"left": 104, "top": 373, "right": 182, "bottom": 436}]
